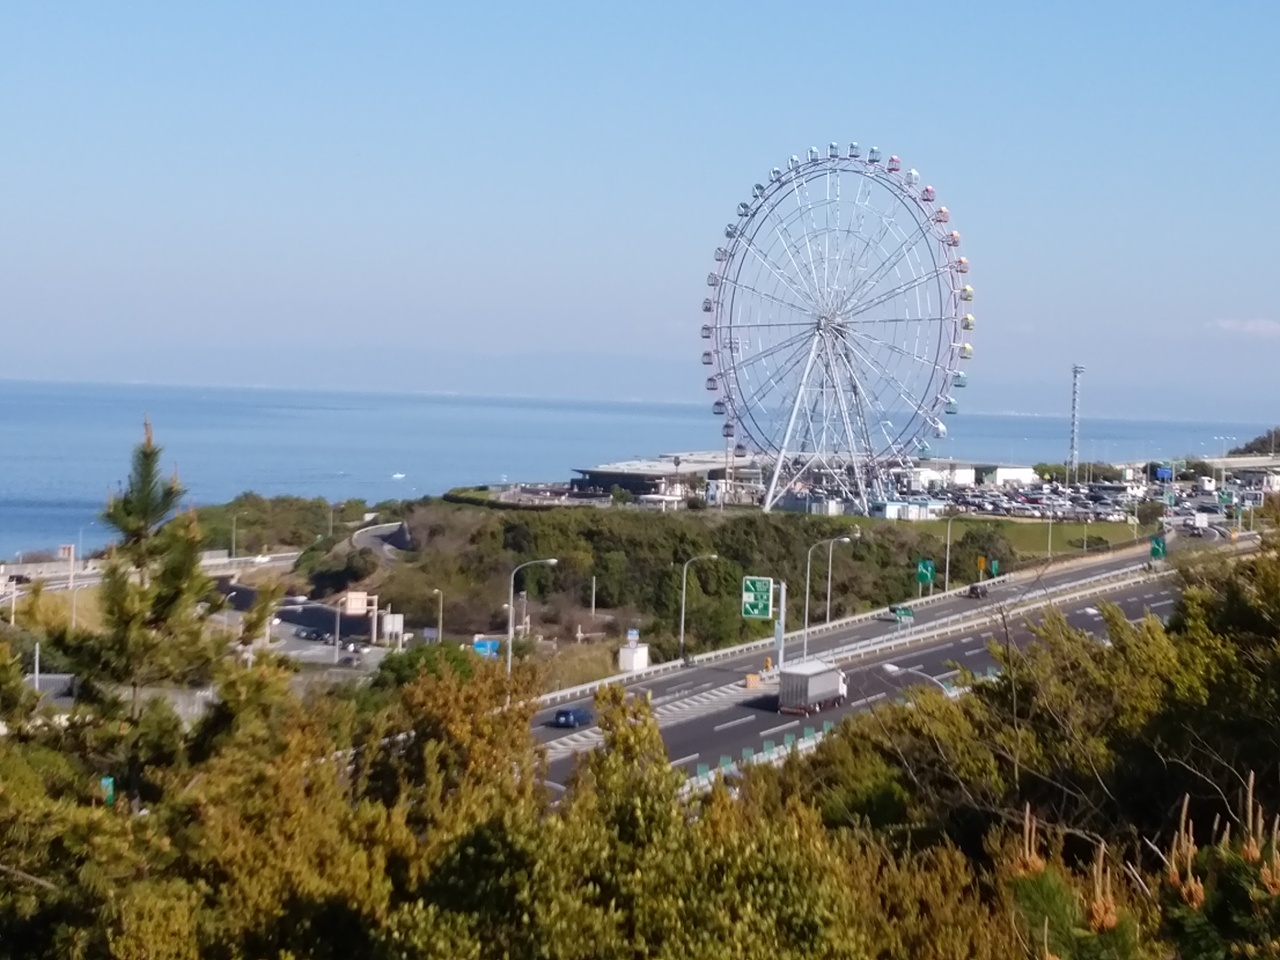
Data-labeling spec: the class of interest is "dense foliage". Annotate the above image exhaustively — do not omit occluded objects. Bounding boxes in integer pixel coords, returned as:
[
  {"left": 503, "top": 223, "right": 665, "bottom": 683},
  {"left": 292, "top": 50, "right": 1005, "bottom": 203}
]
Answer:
[
  {"left": 194, "top": 494, "right": 380, "bottom": 555},
  {"left": 7, "top": 429, "right": 1280, "bottom": 957},
  {"left": 370, "top": 502, "right": 1020, "bottom": 658},
  {"left": 1229, "top": 428, "right": 1280, "bottom": 456}
]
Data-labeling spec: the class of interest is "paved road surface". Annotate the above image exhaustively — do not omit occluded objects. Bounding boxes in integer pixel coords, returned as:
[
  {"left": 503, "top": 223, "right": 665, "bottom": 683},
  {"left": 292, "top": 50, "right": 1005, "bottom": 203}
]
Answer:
[
  {"left": 540, "top": 576, "right": 1179, "bottom": 788},
  {"left": 531, "top": 547, "right": 1156, "bottom": 737}
]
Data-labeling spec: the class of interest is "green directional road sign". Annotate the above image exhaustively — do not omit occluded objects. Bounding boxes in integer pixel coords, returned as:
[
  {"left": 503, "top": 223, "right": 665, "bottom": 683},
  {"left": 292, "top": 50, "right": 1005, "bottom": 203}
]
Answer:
[
  {"left": 892, "top": 605, "right": 915, "bottom": 623},
  {"left": 990, "top": 559, "right": 1000, "bottom": 576},
  {"left": 1150, "top": 536, "right": 1166, "bottom": 559},
  {"left": 1165, "top": 492, "right": 1177, "bottom": 506},
  {"left": 915, "top": 559, "right": 935, "bottom": 585},
  {"left": 741, "top": 576, "right": 774, "bottom": 619}
]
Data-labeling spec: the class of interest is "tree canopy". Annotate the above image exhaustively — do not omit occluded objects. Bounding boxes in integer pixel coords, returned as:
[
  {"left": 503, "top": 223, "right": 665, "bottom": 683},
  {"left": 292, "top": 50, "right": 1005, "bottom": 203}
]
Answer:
[{"left": 3, "top": 429, "right": 1280, "bottom": 957}]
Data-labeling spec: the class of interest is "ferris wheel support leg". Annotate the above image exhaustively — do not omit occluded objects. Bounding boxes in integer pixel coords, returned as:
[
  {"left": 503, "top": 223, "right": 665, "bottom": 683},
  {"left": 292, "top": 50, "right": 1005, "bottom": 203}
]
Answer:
[{"left": 762, "top": 338, "right": 821, "bottom": 512}]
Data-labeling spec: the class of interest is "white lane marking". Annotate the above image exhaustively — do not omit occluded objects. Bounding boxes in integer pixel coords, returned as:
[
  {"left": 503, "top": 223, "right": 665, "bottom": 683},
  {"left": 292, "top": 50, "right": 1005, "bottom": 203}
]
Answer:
[
  {"left": 862, "top": 692, "right": 886, "bottom": 704},
  {"left": 669, "top": 753, "right": 700, "bottom": 768},
  {"left": 1143, "top": 593, "right": 1155, "bottom": 599},
  {"left": 964, "top": 648, "right": 984, "bottom": 657},
  {"left": 908, "top": 663, "right": 925, "bottom": 671},
  {"left": 544, "top": 781, "right": 566, "bottom": 793},
  {"left": 692, "top": 682, "right": 714, "bottom": 692},
  {"left": 934, "top": 642, "right": 955, "bottom": 651},
  {"left": 959, "top": 635, "right": 976, "bottom": 644},
  {"left": 980, "top": 631, "right": 994, "bottom": 639},
  {"left": 669, "top": 681, "right": 694, "bottom": 694},
  {"left": 713, "top": 715, "right": 756, "bottom": 732},
  {"left": 761, "top": 719, "right": 800, "bottom": 737},
  {"left": 937, "top": 669, "right": 960, "bottom": 680},
  {"left": 1152, "top": 599, "right": 1174, "bottom": 608}
]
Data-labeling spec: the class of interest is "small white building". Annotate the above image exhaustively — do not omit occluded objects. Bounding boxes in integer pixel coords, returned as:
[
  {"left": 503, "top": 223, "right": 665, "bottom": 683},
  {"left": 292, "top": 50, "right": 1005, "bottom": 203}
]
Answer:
[
  {"left": 870, "top": 499, "right": 946, "bottom": 521},
  {"left": 897, "top": 459, "right": 1035, "bottom": 492}
]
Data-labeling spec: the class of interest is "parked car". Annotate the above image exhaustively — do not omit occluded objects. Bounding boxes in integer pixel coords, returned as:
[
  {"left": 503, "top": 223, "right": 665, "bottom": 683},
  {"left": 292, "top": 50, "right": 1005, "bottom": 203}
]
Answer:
[
  {"left": 553, "top": 707, "right": 593, "bottom": 729},
  {"left": 966, "top": 583, "right": 989, "bottom": 599},
  {"left": 294, "top": 626, "right": 323, "bottom": 641}
]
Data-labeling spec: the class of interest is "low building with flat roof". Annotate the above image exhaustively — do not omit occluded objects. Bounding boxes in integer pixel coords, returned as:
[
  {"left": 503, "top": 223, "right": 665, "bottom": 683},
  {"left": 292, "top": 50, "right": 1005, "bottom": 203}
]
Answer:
[
  {"left": 895, "top": 459, "right": 1037, "bottom": 491},
  {"left": 572, "top": 451, "right": 761, "bottom": 499}
]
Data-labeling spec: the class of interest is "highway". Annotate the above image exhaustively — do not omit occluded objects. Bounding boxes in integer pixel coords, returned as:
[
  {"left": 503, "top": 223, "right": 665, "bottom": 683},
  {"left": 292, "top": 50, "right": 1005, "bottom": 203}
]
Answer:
[
  {"left": 539, "top": 575, "right": 1180, "bottom": 789},
  {"left": 530, "top": 546, "right": 1156, "bottom": 733}
]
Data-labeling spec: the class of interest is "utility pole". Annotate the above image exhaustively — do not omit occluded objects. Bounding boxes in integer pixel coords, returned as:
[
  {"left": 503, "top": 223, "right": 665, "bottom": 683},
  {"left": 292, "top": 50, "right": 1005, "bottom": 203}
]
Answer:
[{"left": 1068, "top": 364, "right": 1084, "bottom": 484}]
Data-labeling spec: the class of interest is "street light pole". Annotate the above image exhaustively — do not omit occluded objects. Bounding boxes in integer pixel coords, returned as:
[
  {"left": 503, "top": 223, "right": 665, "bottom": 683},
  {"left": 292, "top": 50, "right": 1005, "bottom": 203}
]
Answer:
[
  {"left": 678, "top": 553, "right": 718, "bottom": 661},
  {"left": 827, "top": 526, "right": 858, "bottom": 622},
  {"left": 507, "top": 558, "right": 558, "bottom": 701},
  {"left": 804, "top": 536, "right": 851, "bottom": 661},
  {"left": 943, "top": 515, "right": 956, "bottom": 592},
  {"left": 71, "top": 582, "right": 88, "bottom": 631},
  {"left": 231, "top": 513, "right": 238, "bottom": 560},
  {"left": 432, "top": 588, "right": 443, "bottom": 644}
]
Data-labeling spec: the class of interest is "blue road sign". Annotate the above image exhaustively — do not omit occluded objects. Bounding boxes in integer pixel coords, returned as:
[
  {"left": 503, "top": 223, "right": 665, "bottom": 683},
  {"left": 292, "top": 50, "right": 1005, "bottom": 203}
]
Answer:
[
  {"left": 626, "top": 628, "right": 640, "bottom": 641},
  {"left": 1155, "top": 466, "right": 1173, "bottom": 481},
  {"left": 472, "top": 638, "right": 501, "bottom": 660}
]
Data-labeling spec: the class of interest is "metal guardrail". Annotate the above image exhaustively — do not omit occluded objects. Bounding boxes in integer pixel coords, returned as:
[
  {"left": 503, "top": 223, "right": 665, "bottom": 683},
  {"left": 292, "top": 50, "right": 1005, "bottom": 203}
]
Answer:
[
  {"left": 534, "top": 573, "right": 1015, "bottom": 708},
  {"left": 681, "top": 565, "right": 1175, "bottom": 795},
  {"left": 540, "top": 534, "right": 1266, "bottom": 710},
  {"left": 535, "top": 560, "right": 1146, "bottom": 711}
]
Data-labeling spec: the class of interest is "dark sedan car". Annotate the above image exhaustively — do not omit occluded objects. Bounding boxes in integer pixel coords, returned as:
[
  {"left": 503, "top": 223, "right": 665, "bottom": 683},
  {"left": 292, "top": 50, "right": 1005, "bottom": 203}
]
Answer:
[{"left": 553, "top": 707, "right": 593, "bottom": 729}]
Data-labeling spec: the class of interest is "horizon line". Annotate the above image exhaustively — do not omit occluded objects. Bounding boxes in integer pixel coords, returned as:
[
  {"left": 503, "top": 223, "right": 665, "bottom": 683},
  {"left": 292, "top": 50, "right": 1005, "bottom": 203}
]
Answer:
[{"left": 0, "top": 375, "right": 1272, "bottom": 428}]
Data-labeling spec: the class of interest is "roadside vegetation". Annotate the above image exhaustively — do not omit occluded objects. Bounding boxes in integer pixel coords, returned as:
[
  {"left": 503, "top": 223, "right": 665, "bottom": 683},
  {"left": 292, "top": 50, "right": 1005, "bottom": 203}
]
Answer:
[{"left": 2, "top": 425, "right": 1280, "bottom": 955}]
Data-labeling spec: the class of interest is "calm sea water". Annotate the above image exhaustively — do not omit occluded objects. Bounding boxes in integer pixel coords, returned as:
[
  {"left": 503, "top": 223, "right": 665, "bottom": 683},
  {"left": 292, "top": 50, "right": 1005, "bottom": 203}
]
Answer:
[{"left": 0, "top": 379, "right": 1270, "bottom": 558}]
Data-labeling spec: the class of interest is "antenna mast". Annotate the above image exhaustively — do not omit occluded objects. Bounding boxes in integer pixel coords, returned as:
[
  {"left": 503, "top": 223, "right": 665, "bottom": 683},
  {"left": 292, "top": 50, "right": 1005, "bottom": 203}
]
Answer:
[{"left": 1068, "top": 364, "right": 1084, "bottom": 482}]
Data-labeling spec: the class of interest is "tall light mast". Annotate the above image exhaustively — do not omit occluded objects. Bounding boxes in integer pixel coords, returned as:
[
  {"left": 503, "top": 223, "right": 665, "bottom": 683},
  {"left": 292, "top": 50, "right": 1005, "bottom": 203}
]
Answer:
[{"left": 1068, "top": 364, "right": 1085, "bottom": 483}]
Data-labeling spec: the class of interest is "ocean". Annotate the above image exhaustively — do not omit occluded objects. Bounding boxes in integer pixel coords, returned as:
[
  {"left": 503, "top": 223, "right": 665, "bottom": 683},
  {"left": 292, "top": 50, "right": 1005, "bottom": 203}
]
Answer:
[{"left": 0, "top": 379, "right": 1270, "bottom": 558}]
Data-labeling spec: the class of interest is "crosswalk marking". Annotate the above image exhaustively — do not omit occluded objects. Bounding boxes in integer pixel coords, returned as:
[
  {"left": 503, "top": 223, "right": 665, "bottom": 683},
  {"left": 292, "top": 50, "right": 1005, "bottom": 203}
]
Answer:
[{"left": 544, "top": 678, "right": 776, "bottom": 761}]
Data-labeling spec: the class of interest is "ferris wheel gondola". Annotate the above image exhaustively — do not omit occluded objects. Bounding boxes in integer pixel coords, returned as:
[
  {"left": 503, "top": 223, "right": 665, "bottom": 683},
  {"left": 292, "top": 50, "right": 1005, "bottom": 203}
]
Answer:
[{"left": 701, "top": 141, "right": 974, "bottom": 511}]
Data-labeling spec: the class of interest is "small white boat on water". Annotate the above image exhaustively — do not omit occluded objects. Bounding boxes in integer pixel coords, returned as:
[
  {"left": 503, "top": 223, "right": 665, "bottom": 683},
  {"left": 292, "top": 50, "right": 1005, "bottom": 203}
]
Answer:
[{"left": 391, "top": 472, "right": 406, "bottom": 480}]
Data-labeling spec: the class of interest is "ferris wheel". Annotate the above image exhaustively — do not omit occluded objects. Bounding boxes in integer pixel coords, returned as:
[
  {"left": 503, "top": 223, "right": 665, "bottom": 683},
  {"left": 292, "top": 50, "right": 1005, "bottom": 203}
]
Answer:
[{"left": 701, "top": 142, "right": 975, "bottom": 513}]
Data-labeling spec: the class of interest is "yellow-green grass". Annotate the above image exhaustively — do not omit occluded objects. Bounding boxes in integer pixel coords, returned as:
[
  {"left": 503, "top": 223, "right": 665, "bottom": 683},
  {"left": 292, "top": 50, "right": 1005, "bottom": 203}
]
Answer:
[
  {"left": 538, "top": 641, "right": 618, "bottom": 693},
  {"left": 833, "top": 515, "right": 1155, "bottom": 560}
]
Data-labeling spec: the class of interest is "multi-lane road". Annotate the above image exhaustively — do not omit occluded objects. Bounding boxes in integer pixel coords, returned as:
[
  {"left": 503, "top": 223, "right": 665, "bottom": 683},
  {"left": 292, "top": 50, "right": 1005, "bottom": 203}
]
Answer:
[{"left": 533, "top": 551, "right": 1180, "bottom": 789}]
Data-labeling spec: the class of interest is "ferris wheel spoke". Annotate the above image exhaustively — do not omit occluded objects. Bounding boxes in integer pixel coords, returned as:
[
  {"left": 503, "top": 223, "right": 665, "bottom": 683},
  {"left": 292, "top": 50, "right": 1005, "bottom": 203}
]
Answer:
[
  {"left": 725, "top": 327, "right": 814, "bottom": 372},
  {"left": 847, "top": 327, "right": 948, "bottom": 374},
  {"left": 844, "top": 216, "right": 934, "bottom": 308},
  {"left": 737, "top": 333, "right": 820, "bottom": 419},
  {"left": 763, "top": 336, "right": 822, "bottom": 507},
  {"left": 721, "top": 276, "right": 811, "bottom": 316},
  {"left": 759, "top": 203, "right": 823, "bottom": 303},
  {"left": 729, "top": 319, "right": 820, "bottom": 330},
  {"left": 820, "top": 335, "right": 873, "bottom": 498},
  {"left": 828, "top": 174, "right": 871, "bottom": 295},
  {"left": 837, "top": 206, "right": 897, "bottom": 303},
  {"left": 838, "top": 332, "right": 937, "bottom": 421},
  {"left": 733, "top": 233, "right": 820, "bottom": 308},
  {"left": 846, "top": 266, "right": 948, "bottom": 319},
  {"left": 829, "top": 337, "right": 893, "bottom": 495},
  {"left": 845, "top": 315, "right": 952, "bottom": 325},
  {"left": 784, "top": 179, "right": 825, "bottom": 298}
]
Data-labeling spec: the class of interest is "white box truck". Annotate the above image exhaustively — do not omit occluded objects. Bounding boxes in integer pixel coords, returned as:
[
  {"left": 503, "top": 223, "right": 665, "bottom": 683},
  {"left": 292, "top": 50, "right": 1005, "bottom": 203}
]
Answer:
[{"left": 778, "top": 660, "right": 847, "bottom": 715}]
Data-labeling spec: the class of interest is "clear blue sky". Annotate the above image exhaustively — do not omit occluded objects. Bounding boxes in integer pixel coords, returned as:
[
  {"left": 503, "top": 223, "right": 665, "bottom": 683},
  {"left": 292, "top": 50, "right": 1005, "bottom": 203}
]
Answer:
[{"left": 2, "top": 1, "right": 1276, "bottom": 420}]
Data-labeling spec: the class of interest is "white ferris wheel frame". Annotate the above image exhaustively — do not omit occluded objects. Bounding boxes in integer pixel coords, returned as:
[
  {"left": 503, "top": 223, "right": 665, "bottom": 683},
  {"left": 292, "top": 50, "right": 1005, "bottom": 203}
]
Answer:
[{"left": 702, "top": 143, "right": 974, "bottom": 512}]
